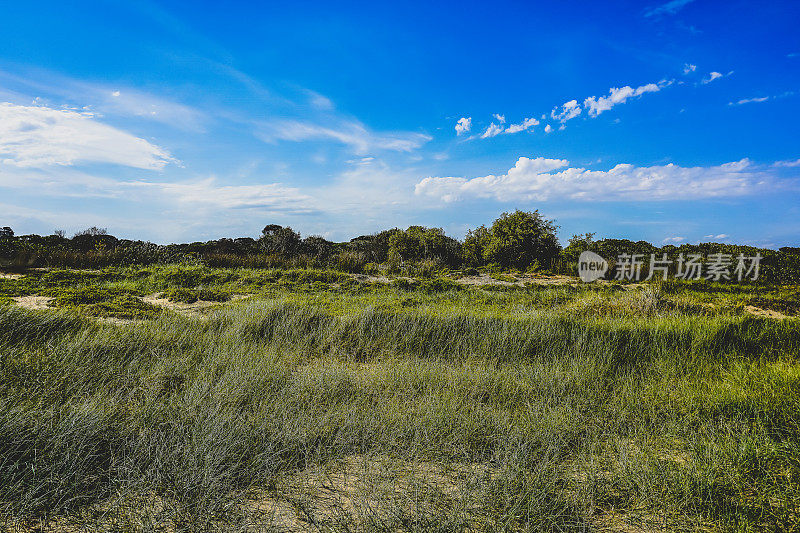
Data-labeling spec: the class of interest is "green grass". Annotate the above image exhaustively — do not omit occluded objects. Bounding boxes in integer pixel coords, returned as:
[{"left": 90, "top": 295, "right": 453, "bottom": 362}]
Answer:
[{"left": 0, "top": 266, "right": 799, "bottom": 530}]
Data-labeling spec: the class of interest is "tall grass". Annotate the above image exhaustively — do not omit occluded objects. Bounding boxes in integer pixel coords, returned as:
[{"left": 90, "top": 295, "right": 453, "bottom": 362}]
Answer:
[{"left": 1, "top": 287, "right": 799, "bottom": 530}]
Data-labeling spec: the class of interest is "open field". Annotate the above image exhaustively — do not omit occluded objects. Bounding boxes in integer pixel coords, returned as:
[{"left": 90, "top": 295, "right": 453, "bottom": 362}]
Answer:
[{"left": 2, "top": 265, "right": 800, "bottom": 531}]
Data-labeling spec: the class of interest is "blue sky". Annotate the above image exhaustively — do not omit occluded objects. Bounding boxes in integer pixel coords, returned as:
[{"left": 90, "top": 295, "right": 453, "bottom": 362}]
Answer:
[{"left": 0, "top": 0, "right": 799, "bottom": 246}]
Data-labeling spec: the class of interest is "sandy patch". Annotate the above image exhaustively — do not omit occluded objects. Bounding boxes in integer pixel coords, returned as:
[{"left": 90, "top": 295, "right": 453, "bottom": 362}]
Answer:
[
  {"left": 745, "top": 305, "right": 791, "bottom": 319},
  {"left": 457, "top": 273, "right": 581, "bottom": 287},
  {"left": 0, "top": 271, "right": 24, "bottom": 280},
  {"left": 143, "top": 293, "right": 252, "bottom": 319},
  {"left": 12, "top": 295, "right": 53, "bottom": 311},
  {"left": 245, "top": 455, "right": 493, "bottom": 530}
]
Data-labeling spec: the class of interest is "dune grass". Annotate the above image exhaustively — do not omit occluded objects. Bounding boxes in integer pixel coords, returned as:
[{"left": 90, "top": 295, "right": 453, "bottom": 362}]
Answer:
[{"left": 0, "top": 267, "right": 799, "bottom": 531}]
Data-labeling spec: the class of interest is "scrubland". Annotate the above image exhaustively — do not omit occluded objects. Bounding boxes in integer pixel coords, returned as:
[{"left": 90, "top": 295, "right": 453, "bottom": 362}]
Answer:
[{"left": 1, "top": 265, "right": 799, "bottom": 531}]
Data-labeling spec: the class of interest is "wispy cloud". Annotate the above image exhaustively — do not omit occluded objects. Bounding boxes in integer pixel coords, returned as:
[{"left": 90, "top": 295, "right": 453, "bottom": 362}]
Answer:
[
  {"left": 416, "top": 157, "right": 775, "bottom": 203},
  {"left": 256, "top": 118, "right": 431, "bottom": 154},
  {"left": 701, "top": 71, "right": 733, "bottom": 84},
  {"left": 728, "top": 91, "right": 795, "bottom": 106},
  {"left": 644, "top": 0, "right": 696, "bottom": 18},
  {"left": 729, "top": 96, "right": 769, "bottom": 106},
  {"left": 682, "top": 63, "right": 697, "bottom": 74},
  {"left": 663, "top": 236, "right": 686, "bottom": 243},
  {"left": 0, "top": 102, "right": 176, "bottom": 169},
  {"left": 0, "top": 67, "right": 206, "bottom": 132}
]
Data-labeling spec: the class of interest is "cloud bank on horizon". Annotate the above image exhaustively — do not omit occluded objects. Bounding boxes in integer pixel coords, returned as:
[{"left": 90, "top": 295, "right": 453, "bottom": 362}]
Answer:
[{"left": 0, "top": 0, "right": 798, "bottom": 247}]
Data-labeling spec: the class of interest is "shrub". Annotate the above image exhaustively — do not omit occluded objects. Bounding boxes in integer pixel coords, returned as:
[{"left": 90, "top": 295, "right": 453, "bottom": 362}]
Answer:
[
  {"left": 419, "top": 278, "right": 462, "bottom": 293},
  {"left": 195, "top": 288, "right": 230, "bottom": 302},
  {"left": 162, "top": 288, "right": 198, "bottom": 303}
]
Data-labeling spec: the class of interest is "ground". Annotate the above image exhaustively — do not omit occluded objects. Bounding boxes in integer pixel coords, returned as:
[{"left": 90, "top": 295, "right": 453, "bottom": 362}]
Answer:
[{"left": 1, "top": 265, "right": 799, "bottom": 531}]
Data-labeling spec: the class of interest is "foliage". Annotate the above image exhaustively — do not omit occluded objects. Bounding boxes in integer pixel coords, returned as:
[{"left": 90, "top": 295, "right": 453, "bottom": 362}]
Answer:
[{"left": 481, "top": 210, "right": 561, "bottom": 270}]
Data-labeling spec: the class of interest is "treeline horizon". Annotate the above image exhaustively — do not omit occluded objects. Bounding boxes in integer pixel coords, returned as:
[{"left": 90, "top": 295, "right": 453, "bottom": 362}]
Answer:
[{"left": 2, "top": 210, "right": 800, "bottom": 283}]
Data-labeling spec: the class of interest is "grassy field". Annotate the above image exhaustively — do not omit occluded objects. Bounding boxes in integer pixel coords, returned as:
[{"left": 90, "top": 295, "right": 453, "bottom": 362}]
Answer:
[{"left": 1, "top": 265, "right": 800, "bottom": 531}]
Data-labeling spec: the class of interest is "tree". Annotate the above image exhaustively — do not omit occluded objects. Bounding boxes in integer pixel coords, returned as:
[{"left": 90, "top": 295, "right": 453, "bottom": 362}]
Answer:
[
  {"left": 387, "top": 226, "right": 461, "bottom": 265},
  {"left": 483, "top": 210, "right": 560, "bottom": 270},
  {"left": 303, "top": 235, "right": 334, "bottom": 259},
  {"left": 0, "top": 227, "right": 13, "bottom": 239},
  {"left": 260, "top": 224, "right": 301, "bottom": 256},
  {"left": 462, "top": 225, "right": 490, "bottom": 266},
  {"left": 561, "top": 232, "right": 595, "bottom": 264},
  {"left": 73, "top": 226, "right": 107, "bottom": 237}
]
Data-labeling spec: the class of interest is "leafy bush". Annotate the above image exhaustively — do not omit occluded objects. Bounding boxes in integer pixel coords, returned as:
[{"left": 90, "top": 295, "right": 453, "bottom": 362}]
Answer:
[
  {"left": 195, "top": 288, "right": 230, "bottom": 302},
  {"left": 162, "top": 287, "right": 231, "bottom": 303},
  {"left": 162, "top": 288, "right": 198, "bottom": 303}
]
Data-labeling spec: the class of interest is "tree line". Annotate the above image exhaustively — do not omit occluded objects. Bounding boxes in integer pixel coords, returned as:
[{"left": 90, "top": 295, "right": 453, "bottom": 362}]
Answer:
[{"left": 1, "top": 211, "right": 799, "bottom": 283}]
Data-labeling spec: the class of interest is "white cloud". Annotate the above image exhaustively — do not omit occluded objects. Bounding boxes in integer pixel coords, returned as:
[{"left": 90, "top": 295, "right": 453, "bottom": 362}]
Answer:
[
  {"left": 774, "top": 158, "right": 800, "bottom": 168},
  {"left": 148, "top": 178, "right": 313, "bottom": 211},
  {"left": 644, "top": 0, "right": 696, "bottom": 17},
  {"left": 682, "top": 63, "right": 697, "bottom": 74},
  {"left": 504, "top": 117, "right": 539, "bottom": 134},
  {"left": 493, "top": 114, "right": 506, "bottom": 124},
  {"left": 583, "top": 83, "right": 661, "bottom": 117},
  {"left": 702, "top": 234, "right": 729, "bottom": 240},
  {"left": 415, "top": 156, "right": 772, "bottom": 203},
  {"left": 455, "top": 117, "right": 472, "bottom": 135},
  {"left": 701, "top": 71, "right": 725, "bottom": 84},
  {"left": 0, "top": 102, "right": 176, "bottom": 169},
  {"left": 551, "top": 100, "right": 582, "bottom": 123},
  {"left": 257, "top": 118, "right": 431, "bottom": 154},
  {"left": 544, "top": 124, "right": 553, "bottom": 133},
  {"left": 663, "top": 236, "right": 686, "bottom": 243},
  {"left": 97, "top": 89, "right": 205, "bottom": 130},
  {"left": 480, "top": 123, "right": 504, "bottom": 139},
  {"left": 729, "top": 96, "right": 769, "bottom": 106}
]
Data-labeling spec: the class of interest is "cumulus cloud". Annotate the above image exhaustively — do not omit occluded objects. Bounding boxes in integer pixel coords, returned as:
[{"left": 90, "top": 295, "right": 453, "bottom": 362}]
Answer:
[
  {"left": 455, "top": 117, "right": 472, "bottom": 135},
  {"left": 415, "top": 156, "right": 771, "bottom": 203},
  {"left": 504, "top": 117, "right": 539, "bottom": 134},
  {"left": 683, "top": 63, "right": 697, "bottom": 74},
  {"left": 480, "top": 122, "right": 504, "bottom": 138},
  {"left": 544, "top": 124, "right": 553, "bottom": 133},
  {"left": 551, "top": 100, "right": 582, "bottom": 123},
  {"left": 257, "top": 118, "right": 431, "bottom": 154},
  {"left": 663, "top": 236, "right": 686, "bottom": 243},
  {"left": 493, "top": 114, "right": 506, "bottom": 123},
  {"left": 583, "top": 83, "right": 661, "bottom": 117},
  {"left": 0, "top": 102, "right": 176, "bottom": 169}
]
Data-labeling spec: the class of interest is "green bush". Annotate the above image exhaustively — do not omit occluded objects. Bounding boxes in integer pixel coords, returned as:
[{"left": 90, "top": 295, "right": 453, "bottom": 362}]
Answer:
[
  {"left": 418, "top": 277, "right": 462, "bottom": 293},
  {"left": 195, "top": 288, "right": 230, "bottom": 302},
  {"left": 162, "top": 287, "right": 198, "bottom": 303}
]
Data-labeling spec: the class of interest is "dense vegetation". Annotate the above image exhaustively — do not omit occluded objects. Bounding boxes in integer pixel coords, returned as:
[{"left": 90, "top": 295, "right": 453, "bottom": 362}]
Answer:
[
  {"left": 0, "top": 262, "right": 799, "bottom": 530},
  {"left": 3, "top": 212, "right": 799, "bottom": 283}
]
